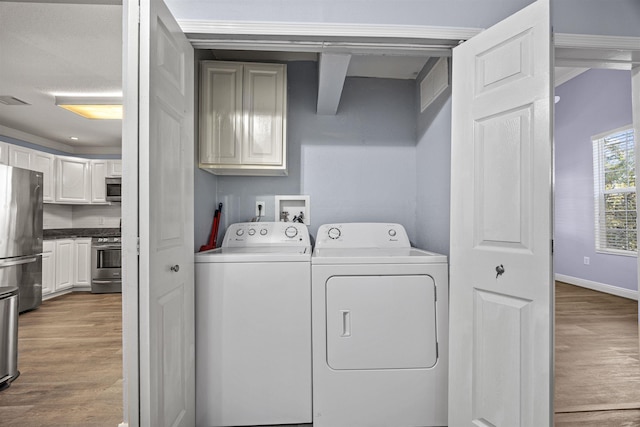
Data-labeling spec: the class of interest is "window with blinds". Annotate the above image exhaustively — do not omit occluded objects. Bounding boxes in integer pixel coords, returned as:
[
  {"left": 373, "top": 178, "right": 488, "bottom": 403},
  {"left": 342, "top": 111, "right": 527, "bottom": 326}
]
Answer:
[{"left": 592, "top": 126, "right": 637, "bottom": 255}]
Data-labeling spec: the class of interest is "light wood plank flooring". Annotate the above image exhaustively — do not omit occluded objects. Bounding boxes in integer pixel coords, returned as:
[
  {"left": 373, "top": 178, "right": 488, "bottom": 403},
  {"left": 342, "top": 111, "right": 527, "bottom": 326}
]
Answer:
[
  {"left": 555, "top": 281, "right": 640, "bottom": 426},
  {"left": 0, "top": 283, "right": 638, "bottom": 426},
  {"left": 0, "top": 292, "right": 122, "bottom": 427}
]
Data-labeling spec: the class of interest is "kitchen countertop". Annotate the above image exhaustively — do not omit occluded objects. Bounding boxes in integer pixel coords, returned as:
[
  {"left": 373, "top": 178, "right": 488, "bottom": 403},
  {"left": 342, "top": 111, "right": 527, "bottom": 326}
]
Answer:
[{"left": 44, "top": 228, "right": 121, "bottom": 239}]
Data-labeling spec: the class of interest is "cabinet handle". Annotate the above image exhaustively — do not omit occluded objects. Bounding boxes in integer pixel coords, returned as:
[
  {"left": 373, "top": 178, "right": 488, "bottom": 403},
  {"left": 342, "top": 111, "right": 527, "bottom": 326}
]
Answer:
[{"left": 170, "top": 264, "right": 180, "bottom": 272}]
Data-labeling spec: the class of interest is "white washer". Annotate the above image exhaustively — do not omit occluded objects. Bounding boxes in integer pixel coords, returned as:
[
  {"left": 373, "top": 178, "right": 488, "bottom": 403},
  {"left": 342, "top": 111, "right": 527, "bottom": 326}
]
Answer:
[
  {"left": 195, "top": 222, "right": 312, "bottom": 427},
  {"left": 312, "top": 223, "right": 449, "bottom": 427}
]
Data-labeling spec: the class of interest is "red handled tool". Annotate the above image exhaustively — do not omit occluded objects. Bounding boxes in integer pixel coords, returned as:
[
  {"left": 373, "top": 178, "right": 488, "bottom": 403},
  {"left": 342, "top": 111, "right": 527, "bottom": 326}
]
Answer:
[{"left": 199, "top": 202, "right": 223, "bottom": 252}]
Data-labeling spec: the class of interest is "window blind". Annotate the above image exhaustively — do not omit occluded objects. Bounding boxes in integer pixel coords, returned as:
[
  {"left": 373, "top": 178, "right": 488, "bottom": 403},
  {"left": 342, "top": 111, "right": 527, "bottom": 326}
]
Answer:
[{"left": 592, "top": 127, "right": 637, "bottom": 255}]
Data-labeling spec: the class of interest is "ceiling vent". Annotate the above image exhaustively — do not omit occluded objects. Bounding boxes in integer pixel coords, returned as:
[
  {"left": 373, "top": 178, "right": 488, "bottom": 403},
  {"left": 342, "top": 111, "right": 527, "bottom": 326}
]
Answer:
[{"left": 0, "top": 96, "right": 30, "bottom": 106}]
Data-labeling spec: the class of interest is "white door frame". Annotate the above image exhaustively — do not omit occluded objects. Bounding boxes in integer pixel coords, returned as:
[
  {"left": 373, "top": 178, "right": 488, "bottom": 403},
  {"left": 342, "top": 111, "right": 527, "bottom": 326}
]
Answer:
[
  {"left": 121, "top": 12, "right": 640, "bottom": 424},
  {"left": 122, "top": 0, "right": 140, "bottom": 425}
]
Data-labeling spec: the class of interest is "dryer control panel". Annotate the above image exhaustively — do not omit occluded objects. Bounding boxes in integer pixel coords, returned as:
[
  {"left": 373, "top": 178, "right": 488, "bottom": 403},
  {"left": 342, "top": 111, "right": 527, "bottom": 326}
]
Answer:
[
  {"left": 315, "top": 223, "right": 410, "bottom": 249},
  {"left": 222, "top": 222, "right": 311, "bottom": 247}
]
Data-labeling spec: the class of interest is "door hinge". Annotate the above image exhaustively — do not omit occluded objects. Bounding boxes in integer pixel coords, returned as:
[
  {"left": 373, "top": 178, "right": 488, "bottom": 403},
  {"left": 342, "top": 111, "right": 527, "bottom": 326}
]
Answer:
[
  {"left": 551, "top": 239, "right": 554, "bottom": 254},
  {"left": 436, "top": 342, "right": 439, "bottom": 359},
  {"left": 136, "top": 237, "right": 140, "bottom": 255},
  {"left": 434, "top": 286, "right": 437, "bottom": 302}
]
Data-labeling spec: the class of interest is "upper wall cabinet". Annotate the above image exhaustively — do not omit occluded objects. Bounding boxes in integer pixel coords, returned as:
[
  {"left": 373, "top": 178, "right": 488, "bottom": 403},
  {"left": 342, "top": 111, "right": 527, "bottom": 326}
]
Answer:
[
  {"left": 199, "top": 61, "right": 287, "bottom": 176},
  {"left": 107, "top": 160, "right": 122, "bottom": 177},
  {"left": 91, "top": 160, "right": 108, "bottom": 203},
  {"left": 1, "top": 140, "right": 120, "bottom": 205},
  {"left": 8, "top": 145, "right": 55, "bottom": 203},
  {"left": 55, "top": 156, "right": 91, "bottom": 204},
  {"left": 0, "top": 141, "right": 8, "bottom": 165}
]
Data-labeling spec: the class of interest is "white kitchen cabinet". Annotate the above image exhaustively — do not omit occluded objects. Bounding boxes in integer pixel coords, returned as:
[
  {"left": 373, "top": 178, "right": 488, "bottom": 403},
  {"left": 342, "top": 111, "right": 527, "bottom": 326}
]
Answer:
[
  {"left": 8, "top": 145, "right": 55, "bottom": 203},
  {"left": 54, "top": 239, "right": 74, "bottom": 291},
  {"left": 91, "top": 160, "right": 108, "bottom": 203},
  {"left": 42, "top": 241, "right": 55, "bottom": 296},
  {"left": 0, "top": 141, "right": 9, "bottom": 165},
  {"left": 73, "top": 238, "right": 92, "bottom": 288},
  {"left": 107, "top": 160, "right": 122, "bottom": 177},
  {"left": 31, "top": 152, "right": 55, "bottom": 203},
  {"left": 8, "top": 145, "right": 30, "bottom": 169},
  {"left": 43, "top": 237, "right": 93, "bottom": 297},
  {"left": 55, "top": 156, "right": 91, "bottom": 204},
  {"left": 199, "top": 61, "right": 287, "bottom": 176}
]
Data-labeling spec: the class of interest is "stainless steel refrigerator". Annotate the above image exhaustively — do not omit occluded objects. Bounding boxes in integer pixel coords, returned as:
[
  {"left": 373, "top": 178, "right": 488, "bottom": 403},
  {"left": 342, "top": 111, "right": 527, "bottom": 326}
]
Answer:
[{"left": 0, "top": 163, "right": 43, "bottom": 313}]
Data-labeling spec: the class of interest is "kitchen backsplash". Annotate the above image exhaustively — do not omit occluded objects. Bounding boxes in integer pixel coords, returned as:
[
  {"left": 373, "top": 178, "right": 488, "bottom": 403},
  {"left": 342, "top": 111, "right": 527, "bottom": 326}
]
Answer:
[{"left": 44, "top": 204, "right": 121, "bottom": 229}]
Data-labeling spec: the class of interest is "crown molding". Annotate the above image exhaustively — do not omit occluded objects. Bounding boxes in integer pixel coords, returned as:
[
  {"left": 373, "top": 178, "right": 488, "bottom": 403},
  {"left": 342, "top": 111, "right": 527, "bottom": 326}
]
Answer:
[{"left": 180, "top": 19, "right": 481, "bottom": 43}]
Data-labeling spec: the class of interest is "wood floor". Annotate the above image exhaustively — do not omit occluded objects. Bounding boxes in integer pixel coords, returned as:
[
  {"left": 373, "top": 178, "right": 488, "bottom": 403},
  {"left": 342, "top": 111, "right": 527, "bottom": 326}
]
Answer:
[
  {"left": 0, "top": 292, "right": 122, "bottom": 427},
  {"left": 0, "top": 283, "right": 638, "bottom": 426},
  {"left": 555, "top": 281, "right": 640, "bottom": 426}
]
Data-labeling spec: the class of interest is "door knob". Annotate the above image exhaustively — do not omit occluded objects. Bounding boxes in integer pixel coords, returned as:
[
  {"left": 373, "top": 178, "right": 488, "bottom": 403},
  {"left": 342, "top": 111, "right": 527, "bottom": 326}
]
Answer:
[
  {"left": 170, "top": 264, "right": 180, "bottom": 272},
  {"left": 495, "top": 264, "right": 505, "bottom": 278}
]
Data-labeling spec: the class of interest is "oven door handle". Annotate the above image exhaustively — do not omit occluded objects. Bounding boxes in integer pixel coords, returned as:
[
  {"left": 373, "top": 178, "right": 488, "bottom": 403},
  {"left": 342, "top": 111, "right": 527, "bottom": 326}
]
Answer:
[
  {"left": 92, "top": 280, "right": 123, "bottom": 284},
  {"left": 92, "top": 245, "right": 122, "bottom": 249}
]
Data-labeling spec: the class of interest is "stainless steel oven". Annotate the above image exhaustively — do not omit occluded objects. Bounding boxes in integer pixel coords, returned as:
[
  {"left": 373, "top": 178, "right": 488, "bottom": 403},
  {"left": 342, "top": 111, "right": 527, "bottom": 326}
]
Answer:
[{"left": 91, "top": 237, "right": 121, "bottom": 293}]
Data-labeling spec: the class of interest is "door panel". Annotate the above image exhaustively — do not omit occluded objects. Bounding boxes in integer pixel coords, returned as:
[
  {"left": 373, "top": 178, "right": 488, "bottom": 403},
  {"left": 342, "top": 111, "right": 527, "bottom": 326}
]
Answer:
[
  {"left": 325, "top": 275, "right": 437, "bottom": 370},
  {"left": 136, "top": 0, "right": 195, "bottom": 425},
  {"left": 449, "top": 1, "right": 553, "bottom": 426},
  {"left": 242, "top": 64, "right": 285, "bottom": 165}
]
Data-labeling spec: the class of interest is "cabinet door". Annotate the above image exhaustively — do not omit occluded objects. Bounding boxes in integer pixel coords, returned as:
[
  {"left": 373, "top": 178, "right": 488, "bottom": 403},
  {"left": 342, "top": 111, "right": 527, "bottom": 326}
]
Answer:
[
  {"left": 91, "top": 160, "right": 108, "bottom": 203},
  {"left": 55, "top": 156, "right": 91, "bottom": 203},
  {"left": 242, "top": 63, "right": 286, "bottom": 166},
  {"left": 0, "top": 141, "right": 8, "bottom": 165},
  {"left": 42, "top": 241, "right": 55, "bottom": 296},
  {"left": 73, "top": 238, "right": 92, "bottom": 287},
  {"left": 31, "top": 152, "right": 55, "bottom": 203},
  {"left": 55, "top": 239, "right": 74, "bottom": 291},
  {"left": 8, "top": 145, "right": 31, "bottom": 169},
  {"left": 199, "top": 62, "right": 243, "bottom": 165},
  {"left": 107, "top": 160, "right": 122, "bottom": 177}
]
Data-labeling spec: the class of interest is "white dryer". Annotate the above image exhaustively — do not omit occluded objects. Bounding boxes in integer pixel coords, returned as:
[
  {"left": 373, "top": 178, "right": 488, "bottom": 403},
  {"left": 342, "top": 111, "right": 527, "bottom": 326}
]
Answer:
[
  {"left": 195, "top": 222, "right": 312, "bottom": 427},
  {"left": 312, "top": 223, "right": 449, "bottom": 427}
]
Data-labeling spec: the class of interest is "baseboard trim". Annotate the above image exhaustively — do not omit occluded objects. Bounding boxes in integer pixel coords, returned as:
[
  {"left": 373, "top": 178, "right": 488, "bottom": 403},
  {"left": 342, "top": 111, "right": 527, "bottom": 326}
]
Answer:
[
  {"left": 42, "top": 289, "right": 72, "bottom": 301},
  {"left": 555, "top": 273, "right": 638, "bottom": 301}
]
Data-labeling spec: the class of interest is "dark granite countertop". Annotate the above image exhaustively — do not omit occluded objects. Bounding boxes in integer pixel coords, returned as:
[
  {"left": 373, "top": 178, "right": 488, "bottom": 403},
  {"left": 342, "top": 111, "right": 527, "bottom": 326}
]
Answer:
[{"left": 44, "top": 228, "right": 121, "bottom": 239}]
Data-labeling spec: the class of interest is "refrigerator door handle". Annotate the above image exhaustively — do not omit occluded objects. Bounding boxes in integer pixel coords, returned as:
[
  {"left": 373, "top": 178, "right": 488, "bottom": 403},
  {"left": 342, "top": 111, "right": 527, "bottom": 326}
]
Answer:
[{"left": 0, "top": 256, "right": 40, "bottom": 268}]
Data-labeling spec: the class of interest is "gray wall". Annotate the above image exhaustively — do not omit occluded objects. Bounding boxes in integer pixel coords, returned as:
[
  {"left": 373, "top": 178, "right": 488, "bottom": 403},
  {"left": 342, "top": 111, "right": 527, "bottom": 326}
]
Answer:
[
  {"left": 554, "top": 69, "right": 636, "bottom": 291},
  {"left": 414, "top": 59, "right": 452, "bottom": 255},
  {"left": 167, "top": 0, "right": 640, "bottom": 37},
  {"left": 195, "top": 61, "right": 419, "bottom": 242}
]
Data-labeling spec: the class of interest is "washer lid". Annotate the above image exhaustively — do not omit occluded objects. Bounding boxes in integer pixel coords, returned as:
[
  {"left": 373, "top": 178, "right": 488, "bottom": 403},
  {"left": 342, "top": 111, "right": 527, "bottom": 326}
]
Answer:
[
  {"left": 195, "top": 245, "right": 311, "bottom": 263},
  {"left": 312, "top": 247, "right": 447, "bottom": 264}
]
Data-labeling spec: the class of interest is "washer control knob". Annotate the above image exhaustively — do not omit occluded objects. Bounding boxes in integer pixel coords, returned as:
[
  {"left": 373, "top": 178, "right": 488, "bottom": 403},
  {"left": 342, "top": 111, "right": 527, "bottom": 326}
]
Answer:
[
  {"left": 235, "top": 229, "right": 245, "bottom": 237},
  {"left": 388, "top": 229, "right": 397, "bottom": 237},
  {"left": 285, "top": 226, "right": 298, "bottom": 238},
  {"left": 260, "top": 228, "right": 268, "bottom": 236},
  {"left": 328, "top": 227, "right": 341, "bottom": 240},
  {"left": 248, "top": 229, "right": 256, "bottom": 236}
]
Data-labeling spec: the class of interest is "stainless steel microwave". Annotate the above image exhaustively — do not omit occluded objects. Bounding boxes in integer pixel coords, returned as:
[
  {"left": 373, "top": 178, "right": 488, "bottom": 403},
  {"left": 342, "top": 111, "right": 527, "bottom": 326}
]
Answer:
[{"left": 105, "top": 177, "right": 121, "bottom": 202}]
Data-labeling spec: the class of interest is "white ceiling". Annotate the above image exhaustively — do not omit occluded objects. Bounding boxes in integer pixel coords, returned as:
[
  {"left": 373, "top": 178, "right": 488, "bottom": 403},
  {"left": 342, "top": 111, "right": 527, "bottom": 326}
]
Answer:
[
  {"left": 0, "top": 2, "right": 122, "bottom": 153},
  {"left": 0, "top": 2, "right": 589, "bottom": 154}
]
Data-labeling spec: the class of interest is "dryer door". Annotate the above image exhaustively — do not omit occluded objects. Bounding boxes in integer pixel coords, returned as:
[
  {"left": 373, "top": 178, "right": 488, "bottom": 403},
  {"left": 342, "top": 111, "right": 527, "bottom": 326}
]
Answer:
[{"left": 326, "top": 275, "right": 437, "bottom": 370}]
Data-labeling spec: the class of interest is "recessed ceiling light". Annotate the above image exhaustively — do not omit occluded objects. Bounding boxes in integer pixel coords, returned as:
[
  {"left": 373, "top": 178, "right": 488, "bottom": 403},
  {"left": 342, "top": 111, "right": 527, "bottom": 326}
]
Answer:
[
  {"left": 69, "top": 136, "right": 79, "bottom": 141},
  {"left": 55, "top": 96, "right": 122, "bottom": 120}
]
